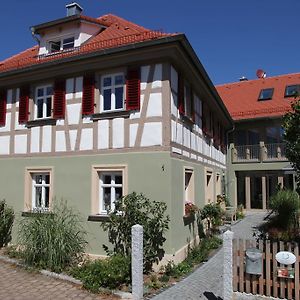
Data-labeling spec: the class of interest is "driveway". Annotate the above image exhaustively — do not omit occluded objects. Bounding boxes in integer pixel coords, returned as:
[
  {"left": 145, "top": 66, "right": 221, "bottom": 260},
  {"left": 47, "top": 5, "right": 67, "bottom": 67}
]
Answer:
[{"left": 151, "top": 212, "right": 266, "bottom": 300}]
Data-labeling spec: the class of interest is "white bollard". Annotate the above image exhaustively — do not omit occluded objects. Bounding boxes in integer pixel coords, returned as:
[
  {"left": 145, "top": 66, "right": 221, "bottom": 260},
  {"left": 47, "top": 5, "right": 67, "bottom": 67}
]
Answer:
[
  {"left": 223, "top": 230, "right": 234, "bottom": 300},
  {"left": 132, "top": 224, "right": 143, "bottom": 300}
]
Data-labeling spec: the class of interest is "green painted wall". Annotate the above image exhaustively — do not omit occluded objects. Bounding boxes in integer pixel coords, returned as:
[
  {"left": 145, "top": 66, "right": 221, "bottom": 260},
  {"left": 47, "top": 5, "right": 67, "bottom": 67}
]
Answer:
[
  {"left": 168, "top": 157, "right": 223, "bottom": 254},
  {"left": 0, "top": 151, "right": 224, "bottom": 256},
  {"left": 0, "top": 152, "right": 172, "bottom": 255}
]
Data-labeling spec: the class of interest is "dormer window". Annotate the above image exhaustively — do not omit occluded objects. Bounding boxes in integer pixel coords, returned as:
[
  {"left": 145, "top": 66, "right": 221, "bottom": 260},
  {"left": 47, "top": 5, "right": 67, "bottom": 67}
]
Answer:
[
  {"left": 49, "top": 37, "right": 75, "bottom": 53},
  {"left": 285, "top": 85, "right": 300, "bottom": 97},
  {"left": 258, "top": 88, "right": 274, "bottom": 101}
]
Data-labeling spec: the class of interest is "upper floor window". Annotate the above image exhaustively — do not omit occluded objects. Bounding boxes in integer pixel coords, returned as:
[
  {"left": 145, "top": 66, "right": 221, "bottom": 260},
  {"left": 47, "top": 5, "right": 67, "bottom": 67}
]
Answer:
[
  {"left": 258, "top": 88, "right": 274, "bottom": 101},
  {"left": 285, "top": 85, "right": 300, "bottom": 97},
  {"left": 184, "top": 84, "right": 193, "bottom": 119},
  {"left": 35, "top": 85, "right": 53, "bottom": 119},
  {"left": 101, "top": 73, "right": 125, "bottom": 112},
  {"left": 49, "top": 37, "right": 75, "bottom": 53}
]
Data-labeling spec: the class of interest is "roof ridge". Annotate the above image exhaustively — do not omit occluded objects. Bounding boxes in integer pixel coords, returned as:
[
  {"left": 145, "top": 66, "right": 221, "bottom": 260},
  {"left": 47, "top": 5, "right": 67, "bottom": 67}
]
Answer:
[{"left": 216, "top": 72, "right": 300, "bottom": 87}]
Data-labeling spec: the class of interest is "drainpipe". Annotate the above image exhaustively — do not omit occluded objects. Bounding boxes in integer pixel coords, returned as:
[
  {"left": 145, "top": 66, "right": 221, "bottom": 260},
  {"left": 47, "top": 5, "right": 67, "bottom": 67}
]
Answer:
[{"left": 225, "top": 124, "right": 235, "bottom": 206}]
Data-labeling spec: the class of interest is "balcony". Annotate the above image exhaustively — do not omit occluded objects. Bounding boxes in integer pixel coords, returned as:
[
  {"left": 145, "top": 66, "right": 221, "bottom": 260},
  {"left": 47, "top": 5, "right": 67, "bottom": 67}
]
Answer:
[{"left": 231, "top": 142, "right": 287, "bottom": 163}]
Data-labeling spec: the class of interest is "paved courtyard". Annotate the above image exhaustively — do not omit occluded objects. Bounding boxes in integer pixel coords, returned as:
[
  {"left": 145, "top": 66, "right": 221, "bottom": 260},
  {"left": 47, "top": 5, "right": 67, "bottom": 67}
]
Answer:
[
  {"left": 0, "top": 212, "right": 266, "bottom": 300},
  {"left": 0, "top": 261, "right": 117, "bottom": 300},
  {"left": 152, "top": 212, "right": 266, "bottom": 300}
]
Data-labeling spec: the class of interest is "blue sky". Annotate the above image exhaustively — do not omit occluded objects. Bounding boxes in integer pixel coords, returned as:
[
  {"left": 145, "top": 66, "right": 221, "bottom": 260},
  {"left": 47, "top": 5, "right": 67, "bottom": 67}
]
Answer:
[{"left": 1, "top": 1, "right": 300, "bottom": 84}]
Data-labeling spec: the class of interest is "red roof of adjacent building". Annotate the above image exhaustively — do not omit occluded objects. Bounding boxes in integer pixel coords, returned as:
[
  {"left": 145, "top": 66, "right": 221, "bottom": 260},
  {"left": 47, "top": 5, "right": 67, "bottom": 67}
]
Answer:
[
  {"left": 216, "top": 73, "right": 300, "bottom": 121},
  {"left": 0, "top": 14, "right": 175, "bottom": 74}
]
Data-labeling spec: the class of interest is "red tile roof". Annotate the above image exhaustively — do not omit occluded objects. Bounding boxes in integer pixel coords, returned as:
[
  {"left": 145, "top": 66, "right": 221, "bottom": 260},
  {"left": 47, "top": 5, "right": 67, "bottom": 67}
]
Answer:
[
  {"left": 0, "top": 14, "right": 175, "bottom": 74},
  {"left": 216, "top": 73, "right": 300, "bottom": 121}
]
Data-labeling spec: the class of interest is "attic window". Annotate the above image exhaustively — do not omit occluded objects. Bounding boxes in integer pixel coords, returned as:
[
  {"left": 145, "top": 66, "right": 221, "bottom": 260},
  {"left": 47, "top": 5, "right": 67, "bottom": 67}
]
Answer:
[
  {"left": 258, "top": 88, "right": 274, "bottom": 101},
  {"left": 285, "top": 85, "right": 300, "bottom": 97},
  {"left": 49, "top": 37, "right": 75, "bottom": 53}
]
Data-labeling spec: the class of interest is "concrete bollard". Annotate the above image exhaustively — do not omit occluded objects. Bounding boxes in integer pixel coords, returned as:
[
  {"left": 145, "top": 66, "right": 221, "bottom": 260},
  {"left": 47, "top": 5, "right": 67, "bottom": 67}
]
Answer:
[
  {"left": 132, "top": 224, "right": 143, "bottom": 300},
  {"left": 223, "top": 230, "right": 234, "bottom": 300}
]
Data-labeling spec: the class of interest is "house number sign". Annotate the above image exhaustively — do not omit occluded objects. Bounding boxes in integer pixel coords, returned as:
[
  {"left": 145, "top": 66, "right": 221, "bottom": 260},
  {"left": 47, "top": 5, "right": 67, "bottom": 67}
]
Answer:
[{"left": 275, "top": 251, "right": 296, "bottom": 265}]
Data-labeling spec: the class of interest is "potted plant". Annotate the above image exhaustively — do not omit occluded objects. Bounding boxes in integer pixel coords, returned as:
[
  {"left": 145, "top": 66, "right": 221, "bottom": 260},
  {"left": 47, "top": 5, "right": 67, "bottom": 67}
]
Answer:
[{"left": 184, "top": 201, "right": 198, "bottom": 217}]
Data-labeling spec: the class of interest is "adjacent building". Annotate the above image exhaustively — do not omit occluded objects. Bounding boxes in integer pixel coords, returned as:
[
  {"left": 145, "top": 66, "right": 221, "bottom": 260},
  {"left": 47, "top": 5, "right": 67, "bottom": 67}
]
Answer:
[
  {"left": 0, "top": 3, "right": 232, "bottom": 261},
  {"left": 217, "top": 73, "right": 298, "bottom": 211}
]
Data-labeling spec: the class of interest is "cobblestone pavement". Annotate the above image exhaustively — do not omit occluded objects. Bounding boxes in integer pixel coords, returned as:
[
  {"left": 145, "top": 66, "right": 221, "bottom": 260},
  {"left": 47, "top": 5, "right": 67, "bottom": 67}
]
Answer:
[
  {"left": 0, "top": 261, "right": 117, "bottom": 300},
  {"left": 152, "top": 212, "right": 267, "bottom": 300}
]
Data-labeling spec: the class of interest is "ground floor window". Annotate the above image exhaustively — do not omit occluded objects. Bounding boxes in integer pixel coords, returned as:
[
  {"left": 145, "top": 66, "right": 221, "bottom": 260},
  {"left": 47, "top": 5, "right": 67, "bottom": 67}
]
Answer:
[
  {"left": 100, "top": 172, "right": 123, "bottom": 213},
  {"left": 205, "top": 169, "right": 214, "bottom": 204},
  {"left": 91, "top": 165, "right": 128, "bottom": 216},
  {"left": 24, "top": 167, "right": 53, "bottom": 212},
  {"left": 32, "top": 173, "right": 50, "bottom": 211},
  {"left": 184, "top": 168, "right": 195, "bottom": 215}
]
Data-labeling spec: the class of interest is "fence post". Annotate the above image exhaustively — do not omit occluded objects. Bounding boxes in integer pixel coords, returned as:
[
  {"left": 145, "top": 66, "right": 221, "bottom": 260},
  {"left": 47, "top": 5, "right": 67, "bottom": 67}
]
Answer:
[
  {"left": 223, "top": 230, "right": 234, "bottom": 300},
  {"left": 132, "top": 224, "right": 143, "bottom": 300}
]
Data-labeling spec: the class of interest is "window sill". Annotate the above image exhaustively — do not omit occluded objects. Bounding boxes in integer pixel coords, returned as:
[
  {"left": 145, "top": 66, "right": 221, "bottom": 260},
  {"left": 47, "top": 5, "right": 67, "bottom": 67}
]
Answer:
[
  {"left": 21, "top": 211, "right": 53, "bottom": 217},
  {"left": 88, "top": 215, "right": 110, "bottom": 222},
  {"left": 92, "top": 110, "right": 131, "bottom": 121},
  {"left": 26, "top": 118, "right": 56, "bottom": 128}
]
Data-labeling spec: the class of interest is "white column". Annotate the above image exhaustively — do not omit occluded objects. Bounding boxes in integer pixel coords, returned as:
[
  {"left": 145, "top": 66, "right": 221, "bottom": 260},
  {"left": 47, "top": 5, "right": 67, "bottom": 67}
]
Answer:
[
  {"left": 223, "top": 230, "right": 234, "bottom": 300},
  {"left": 132, "top": 224, "right": 143, "bottom": 300}
]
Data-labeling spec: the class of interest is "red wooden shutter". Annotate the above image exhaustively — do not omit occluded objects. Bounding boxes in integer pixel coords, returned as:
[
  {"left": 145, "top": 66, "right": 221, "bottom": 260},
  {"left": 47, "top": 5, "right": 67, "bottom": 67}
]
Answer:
[
  {"left": 0, "top": 90, "right": 6, "bottom": 126},
  {"left": 82, "top": 74, "right": 95, "bottom": 115},
  {"left": 126, "top": 68, "right": 140, "bottom": 111},
  {"left": 53, "top": 80, "right": 66, "bottom": 119},
  {"left": 178, "top": 74, "right": 185, "bottom": 115},
  {"left": 19, "top": 86, "right": 30, "bottom": 123}
]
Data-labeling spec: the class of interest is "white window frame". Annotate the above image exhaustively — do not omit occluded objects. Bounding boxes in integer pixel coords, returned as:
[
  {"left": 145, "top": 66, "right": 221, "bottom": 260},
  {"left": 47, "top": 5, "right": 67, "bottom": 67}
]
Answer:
[
  {"left": 99, "top": 171, "right": 123, "bottom": 214},
  {"left": 34, "top": 85, "right": 53, "bottom": 120},
  {"left": 91, "top": 165, "right": 128, "bottom": 216},
  {"left": 100, "top": 73, "right": 125, "bottom": 113},
  {"left": 24, "top": 167, "right": 53, "bottom": 212},
  {"left": 32, "top": 173, "right": 50, "bottom": 212},
  {"left": 48, "top": 36, "right": 75, "bottom": 53}
]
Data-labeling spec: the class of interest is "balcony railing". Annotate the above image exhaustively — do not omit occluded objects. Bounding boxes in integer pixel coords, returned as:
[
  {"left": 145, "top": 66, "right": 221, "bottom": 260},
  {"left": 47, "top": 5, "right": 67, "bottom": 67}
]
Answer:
[
  {"left": 231, "top": 142, "right": 287, "bottom": 163},
  {"left": 235, "top": 144, "right": 260, "bottom": 162},
  {"left": 265, "top": 143, "right": 286, "bottom": 160}
]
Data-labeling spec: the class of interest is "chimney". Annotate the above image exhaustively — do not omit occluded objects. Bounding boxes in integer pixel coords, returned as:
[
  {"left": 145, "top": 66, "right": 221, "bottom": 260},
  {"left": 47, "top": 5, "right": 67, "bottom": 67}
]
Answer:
[
  {"left": 239, "top": 76, "right": 248, "bottom": 82},
  {"left": 66, "top": 2, "right": 83, "bottom": 16}
]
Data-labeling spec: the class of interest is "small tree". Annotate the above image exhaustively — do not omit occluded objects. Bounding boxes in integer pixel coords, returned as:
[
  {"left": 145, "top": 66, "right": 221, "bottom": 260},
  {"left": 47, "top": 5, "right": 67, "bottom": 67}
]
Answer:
[
  {"left": 101, "top": 192, "right": 170, "bottom": 273},
  {"left": 283, "top": 97, "right": 300, "bottom": 193},
  {"left": 0, "top": 200, "right": 14, "bottom": 248}
]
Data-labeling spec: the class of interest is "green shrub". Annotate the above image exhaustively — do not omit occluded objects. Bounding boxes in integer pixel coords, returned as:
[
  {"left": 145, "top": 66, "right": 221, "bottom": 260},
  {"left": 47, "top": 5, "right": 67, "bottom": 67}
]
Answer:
[
  {"left": 0, "top": 200, "right": 14, "bottom": 248},
  {"left": 201, "top": 203, "right": 223, "bottom": 231},
  {"left": 71, "top": 255, "right": 130, "bottom": 292},
  {"left": 17, "top": 200, "right": 87, "bottom": 272},
  {"left": 270, "top": 189, "right": 300, "bottom": 229},
  {"left": 101, "top": 192, "right": 170, "bottom": 273}
]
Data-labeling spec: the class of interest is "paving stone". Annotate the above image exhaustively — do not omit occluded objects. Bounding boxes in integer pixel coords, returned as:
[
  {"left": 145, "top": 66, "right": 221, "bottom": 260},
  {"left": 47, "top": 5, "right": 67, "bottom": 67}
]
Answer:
[{"left": 0, "top": 261, "right": 107, "bottom": 300}]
